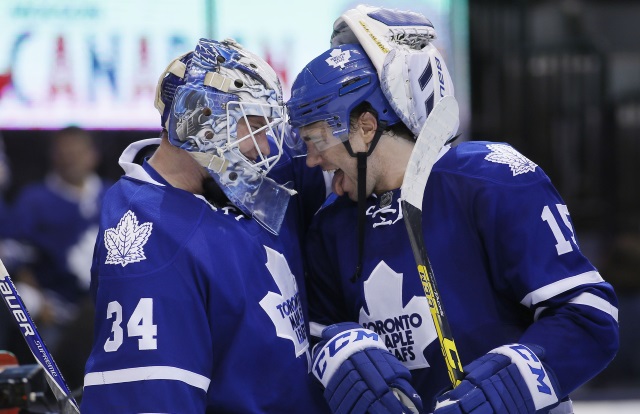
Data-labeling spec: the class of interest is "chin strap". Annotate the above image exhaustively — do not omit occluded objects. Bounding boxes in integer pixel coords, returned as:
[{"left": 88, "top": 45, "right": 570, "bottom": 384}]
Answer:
[
  {"left": 346, "top": 121, "right": 386, "bottom": 282},
  {"left": 202, "top": 176, "right": 232, "bottom": 209},
  {"left": 351, "top": 151, "right": 368, "bottom": 282}
]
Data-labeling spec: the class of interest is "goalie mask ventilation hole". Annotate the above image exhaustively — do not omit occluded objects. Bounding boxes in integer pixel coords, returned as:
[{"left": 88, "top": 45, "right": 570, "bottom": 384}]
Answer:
[
  {"left": 216, "top": 55, "right": 226, "bottom": 64},
  {"left": 229, "top": 172, "right": 238, "bottom": 181},
  {"left": 234, "top": 79, "right": 244, "bottom": 88}
]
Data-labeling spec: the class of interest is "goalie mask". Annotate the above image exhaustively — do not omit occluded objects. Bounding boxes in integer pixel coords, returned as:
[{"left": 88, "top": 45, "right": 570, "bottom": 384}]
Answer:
[
  {"left": 286, "top": 43, "right": 400, "bottom": 154},
  {"left": 155, "top": 38, "right": 293, "bottom": 235}
]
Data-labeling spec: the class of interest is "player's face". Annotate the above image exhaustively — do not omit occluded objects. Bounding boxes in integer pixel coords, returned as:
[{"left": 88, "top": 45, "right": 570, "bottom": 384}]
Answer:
[
  {"left": 236, "top": 115, "right": 270, "bottom": 162},
  {"left": 52, "top": 133, "right": 99, "bottom": 186},
  {"left": 301, "top": 121, "right": 373, "bottom": 201}
]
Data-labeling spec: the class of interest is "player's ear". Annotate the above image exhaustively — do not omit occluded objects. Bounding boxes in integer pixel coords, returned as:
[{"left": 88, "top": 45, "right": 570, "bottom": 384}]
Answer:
[{"left": 358, "top": 111, "right": 378, "bottom": 145}]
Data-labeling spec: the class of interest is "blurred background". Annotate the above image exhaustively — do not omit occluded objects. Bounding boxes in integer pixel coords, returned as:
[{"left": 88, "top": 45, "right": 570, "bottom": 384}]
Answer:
[{"left": 0, "top": 0, "right": 637, "bottom": 411}]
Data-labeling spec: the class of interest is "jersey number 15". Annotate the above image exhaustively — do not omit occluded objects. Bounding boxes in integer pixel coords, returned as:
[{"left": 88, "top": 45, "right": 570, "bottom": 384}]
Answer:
[{"left": 541, "top": 204, "right": 577, "bottom": 256}]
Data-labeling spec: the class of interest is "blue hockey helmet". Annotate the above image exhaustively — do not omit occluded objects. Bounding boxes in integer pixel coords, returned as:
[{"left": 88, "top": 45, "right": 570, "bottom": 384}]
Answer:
[
  {"left": 286, "top": 43, "right": 400, "bottom": 152},
  {"left": 154, "top": 38, "right": 293, "bottom": 235}
]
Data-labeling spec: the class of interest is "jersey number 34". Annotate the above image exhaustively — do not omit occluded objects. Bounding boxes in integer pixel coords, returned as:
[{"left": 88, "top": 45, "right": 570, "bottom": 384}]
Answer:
[{"left": 104, "top": 298, "right": 158, "bottom": 352}]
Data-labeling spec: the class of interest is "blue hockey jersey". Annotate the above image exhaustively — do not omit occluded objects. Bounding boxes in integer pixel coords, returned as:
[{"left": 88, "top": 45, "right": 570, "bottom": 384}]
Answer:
[
  {"left": 81, "top": 139, "right": 328, "bottom": 413},
  {"left": 3, "top": 173, "right": 110, "bottom": 303},
  {"left": 306, "top": 141, "right": 619, "bottom": 411}
]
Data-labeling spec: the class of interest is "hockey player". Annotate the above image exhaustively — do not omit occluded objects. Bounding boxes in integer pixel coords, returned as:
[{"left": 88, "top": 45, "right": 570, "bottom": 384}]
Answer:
[
  {"left": 286, "top": 9, "right": 619, "bottom": 414},
  {"left": 80, "top": 38, "right": 328, "bottom": 413},
  {"left": 0, "top": 127, "right": 109, "bottom": 389}
]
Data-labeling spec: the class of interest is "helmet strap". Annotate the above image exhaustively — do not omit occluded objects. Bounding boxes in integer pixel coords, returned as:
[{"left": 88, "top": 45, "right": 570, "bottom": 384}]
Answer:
[
  {"left": 347, "top": 121, "right": 386, "bottom": 282},
  {"left": 202, "top": 176, "right": 232, "bottom": 209},
  {"left": 350, "top": 151, "right": 367, "bottom": 282}
]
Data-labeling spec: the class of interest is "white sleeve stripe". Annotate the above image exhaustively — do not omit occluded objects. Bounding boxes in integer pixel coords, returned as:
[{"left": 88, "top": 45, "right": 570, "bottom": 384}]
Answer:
[
  {"left": 520, "top": 271, "right": 604, "bottom": 307},
  {"left": 84, "top": 366, "right": 210, "bottom": 391},
  {"left": 533, "top": 293, "right": 619, "bottom": 322},
  {"left": 569, "top": 292, "right": 619, "bottom": 322}
]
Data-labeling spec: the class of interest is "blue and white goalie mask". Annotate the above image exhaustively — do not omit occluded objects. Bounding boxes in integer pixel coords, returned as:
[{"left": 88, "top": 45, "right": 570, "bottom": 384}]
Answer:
[{"left": 156, "top": 38, "right": 294, "bottom": 235}]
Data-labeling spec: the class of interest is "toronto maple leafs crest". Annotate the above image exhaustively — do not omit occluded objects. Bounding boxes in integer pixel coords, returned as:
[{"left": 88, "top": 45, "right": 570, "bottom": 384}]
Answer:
[
  {"left": 259, "top": 246, "right": 309, "bottom": 359},
  {"left": 104, "top": 210, "right": 153, "bottom": 267},
  {"left": 326, "top": 48, "right": 352, "bottom": 69},
  {"left": 485, "top": 144, "right": 537, "bottom": 176},
  {"left": 359, "top": 261, "right": 436, "bottom": 369}
]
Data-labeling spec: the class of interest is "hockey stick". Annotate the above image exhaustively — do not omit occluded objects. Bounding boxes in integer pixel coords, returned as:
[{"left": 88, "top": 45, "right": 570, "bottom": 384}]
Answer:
[
  {"left": 0, "top": 259, "right": 80, "bottom": 413},
  {"left": 400, "top": 95, "right": 464, "bottom": 387}
]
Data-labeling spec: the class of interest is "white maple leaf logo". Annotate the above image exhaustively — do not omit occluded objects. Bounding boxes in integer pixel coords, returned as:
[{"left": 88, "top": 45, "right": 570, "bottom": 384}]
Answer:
[
  {"left": 325, "top": 48, "right": 352, "bottom": 69},
  {"left": 359, "top": 261, "right": 436, "bottom": 369},
  {"left": 259, "top": 246, "right": 309, "bottom": 358},
  {"left": 485, "top": 144, "right": 537, "bottom": 176},
  {"left": 104, "top": 210, "right": 153, "bottom": 267}
]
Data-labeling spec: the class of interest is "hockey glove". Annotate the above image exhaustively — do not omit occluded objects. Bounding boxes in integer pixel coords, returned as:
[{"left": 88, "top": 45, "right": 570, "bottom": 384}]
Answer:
[
  {"left": 434, "top": 344, "right": 561, "bottom": 414},
  {"left": 312, "top": 322, "right": 423, "bottom": 414}
]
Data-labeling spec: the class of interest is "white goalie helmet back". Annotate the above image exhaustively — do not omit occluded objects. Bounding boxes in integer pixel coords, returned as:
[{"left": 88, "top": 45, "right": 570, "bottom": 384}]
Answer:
[
  {"left": 154, "top": 38, "right": 293, "bottom": 235},
  {"left": 330, "top": 5, "right": 457, "bottom": 137}
]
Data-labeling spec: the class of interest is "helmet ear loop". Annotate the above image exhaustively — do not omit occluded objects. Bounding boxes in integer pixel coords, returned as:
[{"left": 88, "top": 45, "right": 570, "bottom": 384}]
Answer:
[{"left": 347, "top": 120, "right": 387, "bottom": 283}]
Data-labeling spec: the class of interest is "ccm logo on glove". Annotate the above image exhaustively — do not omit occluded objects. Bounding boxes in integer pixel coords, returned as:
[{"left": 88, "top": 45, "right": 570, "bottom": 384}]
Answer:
[
  {"left": 500, "top": 344, "right": 557, "bottom": 407},
  {"left": 435, "top": 343, "right": 561, "bottom": 413},
  {"left": 312, "top": 327, "right": 387, "bottom": 386}
]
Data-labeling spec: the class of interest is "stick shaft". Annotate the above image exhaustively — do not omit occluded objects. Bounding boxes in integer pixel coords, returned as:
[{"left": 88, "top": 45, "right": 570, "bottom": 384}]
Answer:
[
  {"left": 402, "top": 202, "right": 464, "bottom": 386},
  {"left": 0, "top": 259, "right": 80, "bottom": 413},
  {"left": 400, "top": 95, "right": 463, "bottom": 387}
]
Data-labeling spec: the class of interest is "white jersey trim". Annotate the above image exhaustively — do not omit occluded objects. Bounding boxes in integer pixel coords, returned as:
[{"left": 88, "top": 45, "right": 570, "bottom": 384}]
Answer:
[
  {"left": 533, "top": 292, "right": 619, "bottom": 322},
  {"left": 520, "top": 271, "right": 604, "bottom": 307},
  {"left": 84, "top": 366, "right": 210, "bottom": 391},
  {"left": 568, "top": 292, "right": 619, "bottom": 322},
  {"left": 119, "top": 138, "right": 165, "bottom": 186}
]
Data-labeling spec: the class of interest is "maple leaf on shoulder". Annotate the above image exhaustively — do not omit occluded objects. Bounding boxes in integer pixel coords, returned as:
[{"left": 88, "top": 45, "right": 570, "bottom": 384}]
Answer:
[{"left": 104, "top": 210, "right": 153, "bottom": 267}]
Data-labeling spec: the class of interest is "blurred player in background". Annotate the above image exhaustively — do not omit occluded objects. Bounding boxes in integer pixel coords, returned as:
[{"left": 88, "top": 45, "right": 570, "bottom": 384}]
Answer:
[
  {"left": 80, "top": 37, "right": 328, "bottom": 413},
  {"left": 0, "top": 126, "right": 108, "bottom": 390},
  {"left": 286, "top": 5, "right": 619, "bottom": 414}
]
